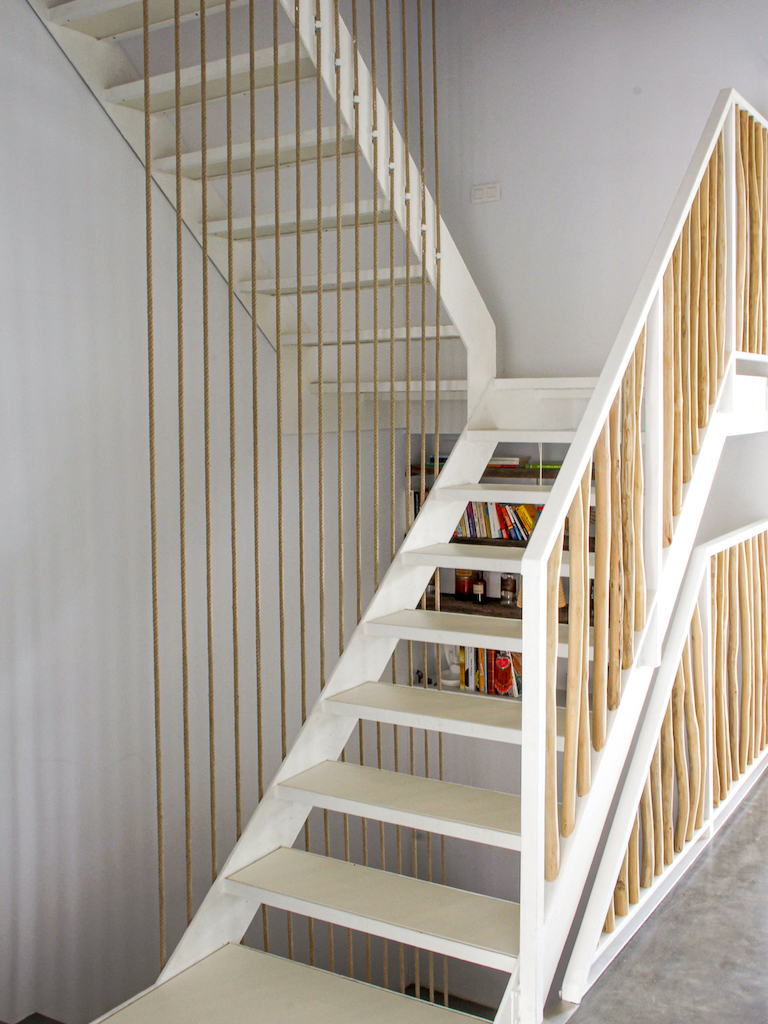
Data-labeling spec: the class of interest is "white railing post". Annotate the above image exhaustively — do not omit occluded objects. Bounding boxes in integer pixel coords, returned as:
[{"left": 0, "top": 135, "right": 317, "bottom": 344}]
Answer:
[
  {"left": 642, "top": 285, "right": 664, "bottom": 666},
  {"left": 518, "top": 561, "right": 549, "bottom": 1024}
]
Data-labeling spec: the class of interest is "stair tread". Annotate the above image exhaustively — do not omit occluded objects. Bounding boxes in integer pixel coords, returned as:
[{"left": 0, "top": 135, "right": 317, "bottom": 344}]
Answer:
[
  {"left": 49, "top": 0, "right": 233, "bottom": 40},
  {"left": 98, "top": 943, "right": 474, "bottom": 1023},
  {"left": 467, "top": 428, "right": 577, "bottom": 444},
  {"left": 436, "top": 482, "right": 596, "bottom": 505},
  {"left": 104, "top": 44, "right": 313, "bottom": 112},
  {"left": 249, "top": 265, "right": 423, "bottom": 296},
  {"left": 279, "top": 760, "right": 520, "bottom": 847},
  {"left": 404, "top": 542, "right": 595, "bottom": 577},
  {"left": 208, "top": 200, "right": 391, "bottom": 240},
  {"left": 228, "top": 848, "right": 519, "bottom": 968},
  {"left": 154, "top": 126, "right": 354, "bottom": 180},
  {"left": 325, "top": 682, "right": 567, "bottom": 747},
  {"left": 365, "top": 609, "right": 590, "bottom": 658}
]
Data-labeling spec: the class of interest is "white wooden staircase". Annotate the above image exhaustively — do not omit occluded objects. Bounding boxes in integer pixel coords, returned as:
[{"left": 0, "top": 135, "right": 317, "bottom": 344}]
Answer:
[{"left": 28, "top": 2, "right": 768, "bottom": 1022}]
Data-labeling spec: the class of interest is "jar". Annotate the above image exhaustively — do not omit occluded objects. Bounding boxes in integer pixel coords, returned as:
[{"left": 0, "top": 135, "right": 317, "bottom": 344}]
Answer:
[
  {"left": 455, "top": 569, "right": 475, "bottom": 600},
  {"left": 473, "top": 579, "right": 486, "bottom": 604},
  {"left": 500, "top": 573, "right": 515, "bottom": 607}
]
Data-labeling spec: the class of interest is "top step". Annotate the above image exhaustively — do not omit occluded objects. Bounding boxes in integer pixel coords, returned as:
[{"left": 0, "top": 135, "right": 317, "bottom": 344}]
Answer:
[
  {"left": 49, "top": 0, "right": 236, "bottom": 40},
  {"left": 94, "top": 943, "right": 475, "bottom": 1023},
  {"left": 104, "top": 44, "right": 315, "bottom": 113}
]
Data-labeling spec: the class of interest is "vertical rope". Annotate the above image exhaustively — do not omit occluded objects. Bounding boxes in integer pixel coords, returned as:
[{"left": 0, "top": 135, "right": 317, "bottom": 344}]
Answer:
[
  {"left": 431, "top": 0, "right": 447, "bottom": 1002},
  {"left": 172, "top": 0, "right": 193, "bottom": 928},
  {"left": 273, "top": 0, "right": 293, "bottom": 961},
  {"left": 386, "top": 0, "right": 405, "bottom": 993},
  {"left": 294, "top": 0, "right": 314, "bottom": 968},
  {"left": 142, "top": 0, "right": 166, "bottom": 967},
  {"left": 224, "top": 0, "right": 242, "bottom": 844},
  {"left": 248, "top": 0, "right": 268, "bottom": 954},
  {"left": 199, "top": 0, "right": 217, "bottom": 884},
  {"left": 314, "top": 0, "right": 334, "bottom": 972}
]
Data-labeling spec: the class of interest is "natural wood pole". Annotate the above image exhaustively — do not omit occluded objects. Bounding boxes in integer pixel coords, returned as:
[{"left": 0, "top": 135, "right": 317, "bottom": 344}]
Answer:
[
  {"left": 662, "top": 262, "right": 674, "bottom": 546},
  {"left": 716, "top": 133, "right": 727, "bottom": 378},
  {"left": 604, "top": 901, "right": 616, "bottom": 934},
  {"left": 760, "top": 533, "right": 768, "bottom": 747},
  {"left": 740, "top": 109, "right": 751, "bottom": 351},
  {"left": 650, "top": 739, "right": 664, "bottom": 876},
  {"left": 593, "top": 422, "right": 611, "bottom": 749},
  {"left": 562, "top": 480, "right": 586, "bottom": 836},
  {"left": 680, "top": 218, "right": 693, "bottom": 480},
  {"left": 621, "top": 353, "right": 636, "bottom": 668},
  {"left": 673, "top": 237, "right": 684, "bottom": 510},
  {"left": 639, "top": 775, "right": 654, "bottom": 888},
  {"left": 661, "top": 698, "right": 675, "bottom": 865},
  {"left": 697, "top": 166, "right": 710, "bottom": 428},
  {"left": 763, "top": 129, "right": 768, "bottom": 356},
  {"left": 672, "top": 664, "right": 690, "bottom": 853},
  {"left": 749, "top": 119, "right": 762, "bottom": 354},
  {"left": 739, "top": 541, "right": 754, "bottom": 772},
  {"left": 726, "top": 547, "right": 740, "bottom": 784},
  {"left": 608, "top": 392, "right": 623, "bottom": 709},
  {"left": 714, "top": 551, "right": 729, "bottom": 799},
  {"left": 578, "top": 462, "right": 593, "bottom": 797},
  {"left": 747, "top": 537, "right": 756, "bottom": 765},
  {"left": 628, "top": 814, "right": 640, "bottom": 905},
  {"left": 633, "top": 330, "right": 646, "bottom": 630},
  {"left": 615, "top": 851, "right": 630, "bottom": 917},
  {"left": 707, "top": 145, "right": 718, "bottom": 406},
  {"left": 753, "top": 535, "right": 763, "bottom": 760},
  {"left": 689, "top": 189, "right": 701, "bottom": 456},
  {"left": 545, "top": 525, "right": 565, "bottom": 880},
  {"left": 682, "top": 636, "right": 701, "bottom": 842},
  {"left": 690, "top": 603, "right": 707, "bottom": 828},
  {"left": 735, "top": 109, "right": 747, "bottom": 351}
]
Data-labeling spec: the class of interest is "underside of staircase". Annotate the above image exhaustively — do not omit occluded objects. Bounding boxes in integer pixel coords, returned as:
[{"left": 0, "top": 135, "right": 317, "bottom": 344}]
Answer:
[{"left": 27, "top": 2, "right": 768, "bottom": 1022}]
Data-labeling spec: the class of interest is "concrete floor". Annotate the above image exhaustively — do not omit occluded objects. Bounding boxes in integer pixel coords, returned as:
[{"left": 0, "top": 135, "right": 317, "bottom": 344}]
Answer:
[{"left": 564, "top": 771, "right": 768, "bottom": 1024}]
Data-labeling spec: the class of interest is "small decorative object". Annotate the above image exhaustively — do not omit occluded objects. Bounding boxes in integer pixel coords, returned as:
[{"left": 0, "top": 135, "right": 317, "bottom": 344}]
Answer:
[
  {"left": 473, "top": 578, "right": 486, "bottom": 604},
  {"left": 500, "top": 573, "right": 515, "bottom": 606},
  {"left": 494, "top": 652, "right": 513, "bottom": 694},
  {"left": 455, "top": 568, "right": 475, "bottom": 600}
]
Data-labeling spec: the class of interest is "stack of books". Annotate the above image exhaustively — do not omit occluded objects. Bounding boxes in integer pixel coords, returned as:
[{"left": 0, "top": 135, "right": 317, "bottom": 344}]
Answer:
[
  {"left": 459, "top": 648, "right": 523, "bottom": 697},
  {"left": 454, "top": 502, "right": 540, "bottom": 541}
]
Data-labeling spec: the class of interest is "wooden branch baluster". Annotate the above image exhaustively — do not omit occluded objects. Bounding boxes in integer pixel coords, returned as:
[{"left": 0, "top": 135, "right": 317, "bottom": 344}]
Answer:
[
  {"left": 716, "top": 133, "right": 726, "bottom": 377},
  {"left": 672, "top": 664, "right": 689, "bottom": 853},
  {"left": 682, "top": 635, "right": 701, "bottom": 841},
  {"left": 689, "top": 187, "right": 701, "bottom": 455},
  {"left": 763, "top": 129, "right": 768, "bottom": 356},
  {"left": 578, "top": 461, "right": 593, "bottom": 796},
  {"left": 739, "top": 109, "right": 751, "bottom": 351},
  {"left": 697, "top": 165, "right": 709, "bottom": 428},
  {"left": 545, "top": 524, "right": 565, "bottom": 880},
  {"left": 639, "top": 775, "right": 654, "bottom": 888},
  {"left": 662, "top": 261, "right": 674, "bottom": 547},
  {"left": 608, "top": 392, "right": 623, "bottom": 709},
  {"left": 707, "top": 146, "right": 718, "bottom": 407},
  {"left": 727, "top": 547, "right": 740, "bottom": 784},
  {"left": 690, "top": 603, "right": 707, "bottom": 828},
  {"left": 621, "top": 352, "right": 636, "bottom": 668},
  {"left": 739, "top": 541, "right": 753, "bottom": 772},
  {"left": 760, "top": 533, "right": 768, "bottom": 747},
  {"left": 615, "top": 850, "right": 629, "bottom": 918},
  {"left": 650, "top": 739, "right": 664, "bottom": 876},
  {"left": 562, "top": 479, "right": 586, "bottom": 837},
  {"left": 633, "top": 330, "right": 646, "bottom": 630},
  {"left": 680, "top": 218, "right": 693, "bottom": 478},
  {"left": 735, "top": 109, "right": 747, "bottom": 351},
  {"left": 673, "top": 237, "right": 684, "bottom": 507},
  {"left": 628, "top": 813, "right": 640, "bottom": 905},
  {"left": 661, "top": 698, "right": 675, "bottom": 865},
  {"left": 753, "top": 535, "right": 763, "bottom": 760},
  {"left": 593, "top": 422, "right": 610, "bottom": 750},
  {"left": 749, "top": 119, "right": 762, "bottom": 354}
]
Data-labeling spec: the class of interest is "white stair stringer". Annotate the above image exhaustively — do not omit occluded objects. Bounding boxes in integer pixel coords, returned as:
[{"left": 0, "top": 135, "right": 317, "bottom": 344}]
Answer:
[{"left": 157, "top": 424, "right": 500, "bottom": 984}]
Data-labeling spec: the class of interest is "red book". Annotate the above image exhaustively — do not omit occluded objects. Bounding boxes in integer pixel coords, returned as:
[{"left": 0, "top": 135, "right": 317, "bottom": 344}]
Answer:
[
  {"left": 487, "top": 650, "right": 496, "bottom": 693},
  {"left": 495, "top": 504, "right": 509, "bottom": 539}
]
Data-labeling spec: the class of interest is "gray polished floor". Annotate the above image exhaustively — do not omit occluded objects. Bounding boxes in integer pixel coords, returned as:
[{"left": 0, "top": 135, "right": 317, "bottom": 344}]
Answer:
[{"left": 564, "top": 771, "right": 768, "bottom": 1024}]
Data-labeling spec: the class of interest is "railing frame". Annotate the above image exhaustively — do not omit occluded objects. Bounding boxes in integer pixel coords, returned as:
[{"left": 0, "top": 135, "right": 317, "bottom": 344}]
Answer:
[{"left": 518, "top": 88, "right": 767, "bottom": 1022}]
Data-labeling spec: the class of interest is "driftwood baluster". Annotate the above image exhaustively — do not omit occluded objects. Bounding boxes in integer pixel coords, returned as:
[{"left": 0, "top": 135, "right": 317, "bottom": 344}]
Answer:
[
  {"left": 749, "top": 119, "right": 762, "bottom": 354},
  {"left": 697, "top": 165, "right": 710, "bottom": 428},
  {"left": 762, "top": 129, "right": 768, "bottom": 356},
  {"left": 727, "top": 547, "right": 739, "bottom": 785},
  {"left": 628, "top": 814, "right": 640, "bottom": 905},
  {"left": 578, "top": 462, "right": 593, "bottom": 796},
  {"left": 639, "top": 775, "right": 654, "bottom": 888},
  {"left": 739, "top": 541, "right": 754, "bottom": 772},
  {"left": 708, "top": 145, "right": 718, "bottom": 405},
  {"left": 716, "top": 133, "right": 726, "bottom": 377},
  {"left": 662, "top": 262, "right": 674, "bottom": 546},
  {"left": 593, "top": 422, "right": 610, "bottom": 751},
  {"left": 673, "top": 237, "right": 684, "bottom": 507},
  {"left": 633, "top": 330, "right": 646, "bottom": 630},
  {"left": 545, "top": 524, "right": 565, "bottom": 880},
  {"left": 661, "top": 698, "right": 675, "bottom": 865},
  {"left": 689, "top": 188, "right": 701, "bottom": 455},
  {"left": 760, "top": 533, "right": 768, "bottom": 747},
  {"left": 682, "top": 635, "right": 701, "bottom": 841},
  {"left": 650, "top": 738, "right": 664, "bottom": 875},
  {"left": 735, "top": 109, "right": 747, "bottom": 351},
  {"left": 672, "top": 664, "right": 689, "bottom": 853},
  {"left": 615, "top": 850, "right": 629, "bottom": 918},
  {"left": 740, "top": 110, "right": 751, "bottom": 351},
  {"left": 562, "top": 480, "right": 586, "bottom": 836},
  {"left": 690, "top": 603, "right": 707, "bottom": 828},
  {"left": 680, "top": 218, "right": 693, "bottom": 478},
  {"left": 753, "top": 535, "right": 763, "bottom": 760},
  {"left": 608, "top": 392, "right": 623, "bottom": 709},
  {"left": 621, "top": 353, "right": 636, "bottom": 667}
]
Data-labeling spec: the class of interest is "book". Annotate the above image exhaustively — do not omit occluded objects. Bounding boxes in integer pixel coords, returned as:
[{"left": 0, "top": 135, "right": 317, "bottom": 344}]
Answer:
[
  {"left": 517, "top": 504, "right": 539, "bottom": 533},
  {"left": 487, "top": 650, "right": 496, "bottom": 694},
  {"left": 467, "top": 503, "right": 477, "bottom": 538}
]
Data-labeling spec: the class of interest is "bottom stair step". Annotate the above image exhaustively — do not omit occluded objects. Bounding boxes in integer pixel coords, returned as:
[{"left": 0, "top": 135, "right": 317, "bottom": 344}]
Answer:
[
  {"left": 98, "top": 943, "right": 476, "bottom": 1022},
  {"left": 225, "top": 847, "right": 519, "bottom": 972}
]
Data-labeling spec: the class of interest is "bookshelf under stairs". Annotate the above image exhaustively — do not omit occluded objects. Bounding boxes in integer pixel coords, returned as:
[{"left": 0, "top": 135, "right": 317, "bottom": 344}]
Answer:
[{"left": 29, "top": 2, "right": 768, "bottom": 1022}]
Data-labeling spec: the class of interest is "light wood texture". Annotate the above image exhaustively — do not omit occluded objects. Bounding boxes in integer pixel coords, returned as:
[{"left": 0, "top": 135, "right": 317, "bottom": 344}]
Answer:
[
  {"left": 739, "top": 541, "right": 753, "bottom": 772},
  {"left": 681, "top": 637, "right": 701, "bottom": 842},
  {"left": 672, "top": 665, "right": 689, "bottom": 853},
  {"left": 608, "top": 392, "right": 624, "bottom": 709},
  {"left": 760, "top": 534, "right": 768, "bottom": 747},
  {"left": 614, "top": 851, "right": 629, "bottom": 918},
  {"left": 708, "top": 145, "right": 719, "bottom": 405},
  {"left": 326, "top": 682, "right": 566, "bottom": 747},
  {"left": 578, "top": 462, "right": 593, "bottom": 795},
  {"left": 714, "top": 551, "right": 728, "bottom": 796},
  {"left": 736, "top": 109, "right": 748, "bottom": 351},
  {"left": 680, "top": 217, "right": 693, "bottom": 480},
  {"left": 740, "top": 109, "right": 751, "bottom": 351},
  {"left": 279, "top": 761, "right": 522, "bottom": 850},
  {"left": 727, "top": 547, "right": 740, "bottom": 785},
  {"left": 747, "top": 537, "right": 756, "bottom": 765},
  {"left": 662, "top": 262, "right": 675, "bottom": 545},
  {"left": 604, "top": 901, "right": 616, "bottom": 934},
  {"left": 228, "top": 848, "right": 519, "bottom": 970},
  {"left": 753, "top": 536, "right": 764, "bottom": 759},
  {"left": 748, "top": 119, "right": 762, "bottom": 354},
  {"left": 621, "top": 353, "right": 636, "bottom": 668},
  {"left": 763, "top": 129, "right": 768, "bottom": 356},
  {"left": 689, "top": 189, "right": 701, "bottom": 456},
  {"left": 673, "top": 236, "right": 685, "bottom": 508},
  {"left": 661, "top": 698, "right": 675, "bottom": 865},
  {"left": 633, "top": 330, "right": 647, "bottom": 630},
  {"left": 690, "top": 604, "right": 708, "bottom": 828},
  {"left": 592, "top": 421, "right": 611, "bottom": 748},
  {"left": 562, "top": 478, "right": 586, "bottom": 836},
  {"left": 96, "top": 944, "right": 475, "bottom": 1024},
  {"left": 716, "top": 133, "right": 727, "bottom": 378},
  {"left": 545, "top": 525, "right": 565, "bottom": 879},
  {"left": 639, "top": 775, "right": 654, "bottom": 888},
  {"left": 650, "top": 739, "right": 664, "bottom": 876},
  {"left": 628, "top": 813, "right": 640, "bottom": 905},
  {"left": 697, "top": 165, "right": 710, "bottom": 428}
]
